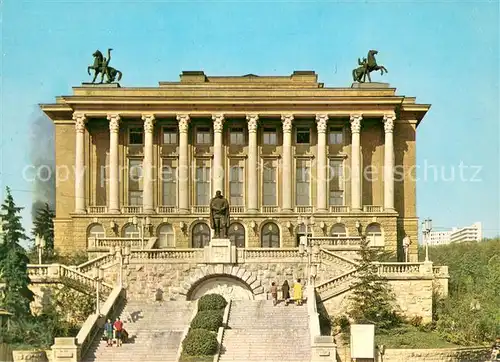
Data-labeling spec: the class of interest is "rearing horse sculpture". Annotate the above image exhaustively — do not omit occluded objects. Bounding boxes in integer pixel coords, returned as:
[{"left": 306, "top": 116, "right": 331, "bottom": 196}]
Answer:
[
  {"left": 87, "top": 48, "right": 122, "bottom": 84},
  {"left": 352, "top": 50, "right": 388, "bottom": 83}
]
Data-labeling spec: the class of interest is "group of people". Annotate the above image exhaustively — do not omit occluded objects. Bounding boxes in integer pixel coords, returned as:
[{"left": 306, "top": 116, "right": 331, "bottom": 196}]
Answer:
[
  {"left": 270, "top": 279, "right": 304, "bottom": 306},
  {"left": 103, "top": 317, "right": 128, "bottom": 347}
]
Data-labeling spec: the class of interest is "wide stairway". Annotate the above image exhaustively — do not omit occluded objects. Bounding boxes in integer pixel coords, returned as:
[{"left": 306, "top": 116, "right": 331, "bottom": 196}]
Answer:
[
  {"left": 219, "top": 300, "right": 311, "bottom": 362},
  {"left": 83, "top": 300, "right": 195, "bottom": 362}
]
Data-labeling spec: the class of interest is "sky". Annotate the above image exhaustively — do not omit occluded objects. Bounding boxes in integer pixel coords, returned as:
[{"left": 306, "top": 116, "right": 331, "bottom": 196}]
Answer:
[{"left": 1, "top": 0, "right": 499, "bottom": 242}]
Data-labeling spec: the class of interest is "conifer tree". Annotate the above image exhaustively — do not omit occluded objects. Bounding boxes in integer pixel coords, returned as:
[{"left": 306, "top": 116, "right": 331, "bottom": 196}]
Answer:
[{"left": 32, "top": 202, "right": 55, "bottom": 255}]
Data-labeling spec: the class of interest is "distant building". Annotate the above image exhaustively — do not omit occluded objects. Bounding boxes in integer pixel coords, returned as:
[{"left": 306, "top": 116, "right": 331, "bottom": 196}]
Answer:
[{"left": 427, "top": 222, "right": 482, "bottom": 245}]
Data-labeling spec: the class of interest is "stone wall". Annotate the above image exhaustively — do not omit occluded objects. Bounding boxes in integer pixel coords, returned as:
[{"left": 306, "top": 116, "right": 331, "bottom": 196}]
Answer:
[{"left": 380, "top": 347, "right": 490, "bottom": 362}]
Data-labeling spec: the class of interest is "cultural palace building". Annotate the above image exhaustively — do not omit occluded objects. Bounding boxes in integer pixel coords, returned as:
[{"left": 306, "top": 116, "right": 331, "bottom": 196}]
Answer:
[{"left": 40, "top": 71, "right": 430, "bottom": 261}]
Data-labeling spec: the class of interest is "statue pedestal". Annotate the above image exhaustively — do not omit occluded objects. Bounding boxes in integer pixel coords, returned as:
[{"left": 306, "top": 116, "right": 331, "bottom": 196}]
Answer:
[
  {"left": 351, "top": 82, "right": 390, "bottom": 89},
  {"left": 204, "top": 239, "right": 236, "bottom": 264},
  {"left": 81, "top": 82, "right": 121, "bottom": 88}
]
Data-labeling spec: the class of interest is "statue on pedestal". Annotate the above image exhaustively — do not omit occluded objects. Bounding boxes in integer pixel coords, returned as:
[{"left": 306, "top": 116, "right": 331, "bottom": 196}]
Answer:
[
  {"left": 352, "top": 50, "right": 388, "bottom": 83},
  {"left": 210, "top": 191, "right": 230, "bottom": 238},
  {"left": 87, "top": 48, "right": 123, "bottom": 84}
]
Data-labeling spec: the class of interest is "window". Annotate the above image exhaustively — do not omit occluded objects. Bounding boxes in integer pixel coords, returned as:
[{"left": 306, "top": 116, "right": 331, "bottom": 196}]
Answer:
[
  {"left": 196, "top": 161, "right": 211, "bottom": 205},
  {"left": 295, "top": 159, "right": 310, "bottom": 206},
  {"left": 88, "top": 224, "right": 105, "bottom": 239},
  {"left": 329, "top": 128, "right": 343, "bottom": 145},
  {"left": 192, "top": 222, "right": 210, "bottom": 248},
  {"left": 261, "top": 222, "right": 280, "bottom": 248},
  {"left": 230, "top": 128, "right": 244, "bottom": 145},
  {"left": 229, "top": 162, "right": 244, "bottom": 206},
  {"left": 296, "top": 127, "right": 310, "bottom": 144},
  {"left": 129, "top": 159, "right": 143, "bottom": 205},
  {"left": 366, "top": 223, "right": 383, "bottom": 247},
  {"left": 228, "top": 222, "right": 245, "bottom": 248},
  {"left": 263, "top": 128, "right": 277, "bottom": 145},
  {"left": 329, "top": 159, "right": 344, "bottom": 206},
  {"left": 123, "top": 224, "right": 140, "bottom": 238},
  {"left": 330, "top": 224, "right": 347, "bottom": 237},
  {"left": 162, "top": 159, "right": 177, "bottom": 206},
  {"left": 129, "top": 127, "right": 143, "bottom": 145},
  {"left": 262, "top": 160, "right": 277, "bottom": 206},
  {"left": 163, "top": 127, "right": 177, "bottom": 145},
  {"left": 158, "top": 224, "right": 175, "bottom": 248},
  {"left": 196, "top": 127, "right": 211, "bottom": 145}
]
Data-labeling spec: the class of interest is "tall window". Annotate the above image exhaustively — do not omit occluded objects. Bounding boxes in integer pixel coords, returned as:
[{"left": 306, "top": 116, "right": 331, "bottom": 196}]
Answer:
[
  {"left": 192, "top": 222, "right": 210, "bottom": 248},
  {"left": 196, "top": 160, "right": 211, "bottom": 205},
  {"left": 196, "top": 127, "right": 211, "bottom": 145},
  {"left": 163, "top": 127, "right": 177, "bottom": 145},
  {"left": 296, "top": 127, "right": 310, "bottom": 144},
  {"left": 229, "top": 161, "right": 244, "bottom": 205},
  {"left": 330, "top": 224, "right": 347, "bottom": 237},
  {"left": 128, "top": 159, "right": 143, "bottom": 205},
  {"left": 88, "top": 224, "right": 105, "bottom": 239},
  {"left": 329, "top": 159, "right": 344, "bottom": 206},
  {"left": 123, "top": 224, "right": 140, "bottom": 238},
  {"left": 295, "top": 159, "right": 310, "bottom": 206},
  {"left": 230, "top": 128, "right": 244, "bottom": 145},
  {"left": 158, "top": 224, "right": 175, "bottom": 248},
  {"left": 262, "top": 159, "right": 277, "bottom": 206},
  {"left": 366, "top": 223, "right": 383, "bottom": 247},
  {"left": 129, "top": 127, "right": 143, "bottom": 145},
  {"left": 263, "top": 128, "right": 277, "bottom": 145},
  {"left": 261, "top": 222, "right": 280, "bottom": 248},
  {"left": 228, "top": 222, "right": 245, "bottom": 248},
  {"left": 162, "top": 159, "right": 177, "bottom": 206},
  {"left": 329, "top": 128, "right": 343, "bottom": 145}
]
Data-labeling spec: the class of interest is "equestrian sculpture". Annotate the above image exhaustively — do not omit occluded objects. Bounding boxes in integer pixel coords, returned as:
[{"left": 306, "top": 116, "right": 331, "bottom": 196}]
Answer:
[
  {"left": 209, "top": 191, "right": 230, "bottom": 238},
  {"left": 352, "top": 50, "right": 388, "bottom": 83},
  {"left": 87, "top": 48, "right": 123, "bottom": 84}
]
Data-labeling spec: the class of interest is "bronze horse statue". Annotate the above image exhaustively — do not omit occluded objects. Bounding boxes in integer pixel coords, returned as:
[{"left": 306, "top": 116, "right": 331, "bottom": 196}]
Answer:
[
  {"left": 87, "top": 48, "right": 122, "bottom": 84},
  {"left": 352, "top": 50, "right": 388, "bottom": 83}
]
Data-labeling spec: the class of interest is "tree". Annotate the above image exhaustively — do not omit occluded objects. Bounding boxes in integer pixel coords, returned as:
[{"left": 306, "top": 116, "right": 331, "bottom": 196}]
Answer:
[
  {"left": 31, "top": 202, "right": 55, "bottom": 255},
  {"left": 347, "top": 237, "right": 402, "bottom": 330},
  {"left": 0, "top": 187, "right": 34, "bottom": 317}
]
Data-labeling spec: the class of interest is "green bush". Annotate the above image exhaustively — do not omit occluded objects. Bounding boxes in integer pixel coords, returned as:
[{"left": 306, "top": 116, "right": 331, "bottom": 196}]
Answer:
[
  {"left": 190, "top": 310, "right": 223, "bottom": 332},
  {"left": 182, "top": 328, "right": 218, "bottom": 356},
  {"left": 198, "top": 294, "right": 227, "bottom": 311}
]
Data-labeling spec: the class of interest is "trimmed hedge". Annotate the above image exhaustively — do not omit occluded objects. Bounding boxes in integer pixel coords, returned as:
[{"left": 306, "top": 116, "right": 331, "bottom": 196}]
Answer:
[
  {"left": 182, "top": 328, "right": 218, "bottom": 356},
  {"left": 198, "top": 294, "right": 227, "bottom": 311},
  {"left": 190, "top": 310, "right": 223, "bottom": 332}
]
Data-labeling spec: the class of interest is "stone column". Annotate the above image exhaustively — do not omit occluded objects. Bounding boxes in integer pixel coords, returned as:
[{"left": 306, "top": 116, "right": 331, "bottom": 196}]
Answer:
[
  {"left": 73, "top": 112, "right": 87, "bottom": 213},
  {"left": 350, "top": 114, "right": 362, "bottom": 211},
  {"left": 177, "top": 114, "right": 190, "bottom": 213},
  {"left": 316, "top": 114, "right": 328, "bottom": 212},
  {"left": 107, "top": 114, "right": 121, "bottom": 214},
  {"left": 142, "top": 114, "right": 155, "bottom": 213},
  {"left": 246, "top": 114, "right": 259, "bottom": 213},
  {"left": 212, "top": 114, "right": 225, "bottom": 194},
  {"left": 383, "top": 113, "right": 396, "bottom": 211},
  {"left": 281, "top": 114, "right": 293, "bottom": 212}
]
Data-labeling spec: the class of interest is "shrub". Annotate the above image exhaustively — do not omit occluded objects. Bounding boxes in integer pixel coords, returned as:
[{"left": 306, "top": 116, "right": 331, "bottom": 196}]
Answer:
[
  {"left": 190, "top": 310, "right": 223, "bottom": 332},
  {"left": 182, "top": 328, "right": 218, "bottom": 356},
  {"left": 198, "top": 294, "right": 227, "bottom": 311},
  {"left": 408, "top": 315, "right": 423, "bottom": 327}
]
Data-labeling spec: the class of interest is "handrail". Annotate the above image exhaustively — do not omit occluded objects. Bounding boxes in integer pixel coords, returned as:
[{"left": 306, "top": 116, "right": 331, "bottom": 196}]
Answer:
[
  {"left": 213, "top": 300, "right": 232, "bottom": 362},
  {"left": 306, "top": 284, "right": 321, "bottom": 345},
  {"left": 320, "top": 248, "right": 360, "bottom": 267}
]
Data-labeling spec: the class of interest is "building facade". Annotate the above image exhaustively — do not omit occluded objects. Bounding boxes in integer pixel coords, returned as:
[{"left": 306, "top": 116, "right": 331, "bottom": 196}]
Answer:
[
  {"left": 428, "top": 222, "right": 483, "bottom": 245},
  {"left": 40, "top": 71, "right": 430, "bottom": 261}
]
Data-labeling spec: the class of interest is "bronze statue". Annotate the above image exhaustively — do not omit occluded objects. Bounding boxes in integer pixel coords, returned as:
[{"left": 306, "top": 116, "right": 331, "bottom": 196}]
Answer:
[
  {"left": 87, "top": 48, "right": 123, "bottom": 84},
  {"left": 209, "top": 190, "right": 230, "bottom": 238},
  {"left": 352, "top": 50, "right": 388, "bottom": 83}
]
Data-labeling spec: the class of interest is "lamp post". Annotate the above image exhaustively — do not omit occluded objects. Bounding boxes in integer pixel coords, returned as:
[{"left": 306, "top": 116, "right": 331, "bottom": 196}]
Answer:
[
  {"left": 422, "top": 218, "right": 432, "bottom": 262},
  {"left": 297, "top": 215, "right": 319, "bottom": 285},
  {"left": 133, "top": 216, "right": 152, "bottom": 249},
  {"left": 112, "top": 245, "right": 131, "bottom": 287},
  {"left": 93, "top": 267, "right": 104, "bottom": 315},
  {"left": 34, "top": 235, "right": 46, "bottom": 264}
]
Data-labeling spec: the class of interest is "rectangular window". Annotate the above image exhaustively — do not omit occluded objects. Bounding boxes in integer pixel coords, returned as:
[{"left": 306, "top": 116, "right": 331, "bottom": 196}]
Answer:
[
  {"left": 329, "top": 159, "right": 344, "bottom": 205},
  {"left": 296, "top": 127, "right": 310, "bottom": 144},
  {"left": 163, "top": 127, "right": 178, "bottom": 145},
  {"left": 229, "top": 161, "right": 244, "bottom": 205},
  {"left": 128, "top": 159, "right": 143, "bottom": 205},
  {"left": 162, "top": 160, "right": 177, "bottom": 206},
  {"left": 230, "top": 128, "right": 245, "bottom": 145},
  {"left": 263, "top": 128, "right": 277, "bottom": 145},
  {"left": 195, "top": 161, "right": 211, "bottom": 205},
  {"left": 129, "top": 127, "right": 144, "bottom": 145},
  {"left": 262, "top": 159, "right": 277, "bottom": 206},
  {"left": 196, "top": 127, "right": 211, "bottom": 145},
  {"left": 295, "top": 159, "right": 310, "bottom": 206},
  {"left": 329, "top": 128, "right": 343, "bottom": 145}
]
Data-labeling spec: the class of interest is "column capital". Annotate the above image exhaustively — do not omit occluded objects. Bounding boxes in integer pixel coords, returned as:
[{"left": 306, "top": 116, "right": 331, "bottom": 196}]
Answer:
[
  {"left": 107, "top": 114, "right": 121, "bottom": 133},
  {"left": 72, "top": 113, "right": 87, "bottom": 132},
  {"left": 383, "top": 113, "right": 396, "bottom": 133},
  {"left": 315, "top": 114, "right": 329, "bottom": 133},
  {"left": 176, "top": 114, "right": 190, "bottom": 133},
  {"left": 281, "top": 114, "right": 293, "bottom": 133},
  {"left": 212, "top": 114, "right": 225, "bottom": 133},
  {"left": 350, "top": 114, "right": 362, "bottom": 134},
  {"left": 142, "top": 114, "right": 156, "bottom": 133},
  {"left": 246, "top": 114, "right": 259, "bottom": 133}
]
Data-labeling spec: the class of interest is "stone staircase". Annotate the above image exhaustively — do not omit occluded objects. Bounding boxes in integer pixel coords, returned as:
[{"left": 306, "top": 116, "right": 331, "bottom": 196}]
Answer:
[
  {"left": 218, "top": 300, "right": 311, "bottom": 362},
  {"left": 83, "top": 300, "right": 195, "bottom": 362}
]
